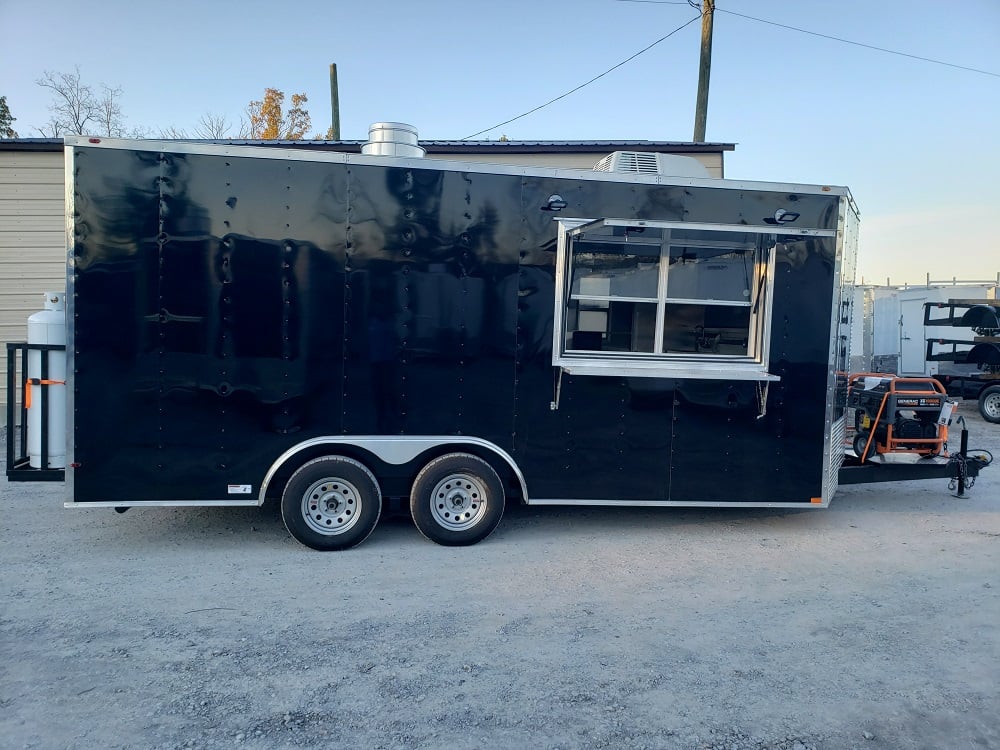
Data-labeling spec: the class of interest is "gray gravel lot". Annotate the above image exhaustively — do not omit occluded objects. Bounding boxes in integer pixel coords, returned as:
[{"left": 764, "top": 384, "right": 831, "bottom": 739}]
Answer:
[{"left": 1, "top": 413, "right": 998, "bottom": 750}]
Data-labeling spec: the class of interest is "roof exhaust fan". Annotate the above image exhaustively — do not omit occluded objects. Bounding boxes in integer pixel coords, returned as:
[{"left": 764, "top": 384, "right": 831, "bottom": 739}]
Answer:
[{"left": 362, "top": 122, "right": 426, "bottom": 158}]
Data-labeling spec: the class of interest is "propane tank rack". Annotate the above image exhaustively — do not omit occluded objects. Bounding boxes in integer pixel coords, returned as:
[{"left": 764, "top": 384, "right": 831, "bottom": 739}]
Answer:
[{"left": 5, "top": 342, "right": 66, "bottom": 481}]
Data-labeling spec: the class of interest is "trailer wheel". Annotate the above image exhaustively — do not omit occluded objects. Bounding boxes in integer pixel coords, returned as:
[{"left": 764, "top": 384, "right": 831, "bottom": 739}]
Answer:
[
  {"left": 281, "top": 456, "right": 382, "bottom": 551},
  {"left": 980, "top": 385, "right": 1000, "bottom": 424},
  {"left": 409, "top": 453, "right": 505, "bottom": 546}
]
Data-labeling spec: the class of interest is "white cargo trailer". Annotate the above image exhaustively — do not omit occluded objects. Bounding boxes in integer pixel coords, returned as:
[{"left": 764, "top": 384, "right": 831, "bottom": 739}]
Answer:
[{"left": 871, "top": 284, "right": 997, "bottom": 376}]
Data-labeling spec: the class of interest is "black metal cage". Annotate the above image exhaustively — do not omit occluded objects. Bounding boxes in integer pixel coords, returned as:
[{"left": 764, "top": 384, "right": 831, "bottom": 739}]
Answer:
[{"left": 5, "top": 342, "right": 66, "bottom": 481}]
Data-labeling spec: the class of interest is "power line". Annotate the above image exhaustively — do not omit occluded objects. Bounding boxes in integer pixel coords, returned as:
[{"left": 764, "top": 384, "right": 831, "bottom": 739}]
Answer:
[
  {"left": 462, "top": 13, "right": 701, "bottom": 140},
  {"left": 618, "top": 0, "right": 1000, "bottom": 78},
  {"left": 717, "top": 7, "right": 999, "bottom": 77}
]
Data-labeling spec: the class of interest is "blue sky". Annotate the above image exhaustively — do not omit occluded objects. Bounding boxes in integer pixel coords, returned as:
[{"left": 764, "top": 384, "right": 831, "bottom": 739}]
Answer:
[{"left": 2, "top": 0, "right": 997, "bottom": 285}]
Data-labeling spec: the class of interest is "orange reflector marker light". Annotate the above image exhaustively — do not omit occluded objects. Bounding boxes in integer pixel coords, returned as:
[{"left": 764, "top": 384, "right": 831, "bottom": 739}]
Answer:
[{"left": 810, "top": 497, "right": 823, "bottom": 504}]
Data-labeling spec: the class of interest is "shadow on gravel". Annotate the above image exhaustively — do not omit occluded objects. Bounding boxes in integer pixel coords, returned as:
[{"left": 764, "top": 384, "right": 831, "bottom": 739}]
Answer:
[
  {"left": 90, "top": 499, "right": 821, "bottom": 551},
  {"left": 7, "top": 467, "right": 993, "bottom": 554},
  {"left": 827, "top": 478, "right": 997, "bottom": 514},
  {"left": 52, "top": 496, "right": 822, "bottom": 551},
  {"left": 55, "top": 486, "right": 997, "bottom": 560},
  {"left": 83, "top": 499, "right": 432, "bottom": 552}
]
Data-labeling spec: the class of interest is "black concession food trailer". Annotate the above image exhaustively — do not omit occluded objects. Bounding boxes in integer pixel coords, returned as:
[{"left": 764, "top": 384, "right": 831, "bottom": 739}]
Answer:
[{"left": 6, "top": 137, "right": 986, "bottom": 550}]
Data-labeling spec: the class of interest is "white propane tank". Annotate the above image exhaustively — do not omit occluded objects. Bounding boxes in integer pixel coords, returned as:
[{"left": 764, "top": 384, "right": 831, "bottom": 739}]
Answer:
[{"left": 27, "top": 291, "right": 67, "bottom": 469}]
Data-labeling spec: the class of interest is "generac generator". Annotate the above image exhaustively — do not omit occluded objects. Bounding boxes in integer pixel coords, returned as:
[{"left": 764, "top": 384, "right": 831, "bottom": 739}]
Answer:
[{"left": 847, "top": 374, "right": 955, "bottom": 462}]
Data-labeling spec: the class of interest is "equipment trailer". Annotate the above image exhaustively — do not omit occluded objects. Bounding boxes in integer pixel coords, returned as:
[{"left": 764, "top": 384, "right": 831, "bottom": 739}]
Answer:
[
  {"left": 5, "top": 137, "right": 990, "bottom": 549},
  {"left": 924, "top": 299, "right": 1000, "bottom": 423}
]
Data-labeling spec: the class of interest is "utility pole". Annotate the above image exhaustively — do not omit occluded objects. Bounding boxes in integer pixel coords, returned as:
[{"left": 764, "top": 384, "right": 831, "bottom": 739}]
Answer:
[
  {"left": 693, "top": 0, "right": 714, "bottom": 142},
  {"left": 329, "top": 63, "right": 341, "bottom": 140}
]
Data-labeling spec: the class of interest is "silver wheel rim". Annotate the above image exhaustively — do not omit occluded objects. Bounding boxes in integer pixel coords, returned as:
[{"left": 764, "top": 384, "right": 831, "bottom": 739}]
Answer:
[
  {"left": 984, "top": 392, "right": 1000, "bottom": 419},
  {"left": 301, "top": 477, "right": 362, "bottom": 536},
  {"left": 430, "top": 472, "right": 488, "bottom": 531}
]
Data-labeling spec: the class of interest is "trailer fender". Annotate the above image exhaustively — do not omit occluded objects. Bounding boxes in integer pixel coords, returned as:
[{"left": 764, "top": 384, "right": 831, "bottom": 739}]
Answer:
[
  {"left": 960, "top": 305, "right": 1000, "bottom": 332},
  {"left": 259, "top": 436, "right": 529, "bottom": 505},
  {"left": 966, "top": 342, "right": 1000, "bottom": 367}
]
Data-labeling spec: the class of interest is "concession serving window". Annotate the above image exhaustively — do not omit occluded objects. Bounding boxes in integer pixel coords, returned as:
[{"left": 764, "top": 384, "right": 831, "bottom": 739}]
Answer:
[{"left": 553, "top": 218, "right": 784, "bottom": 380}]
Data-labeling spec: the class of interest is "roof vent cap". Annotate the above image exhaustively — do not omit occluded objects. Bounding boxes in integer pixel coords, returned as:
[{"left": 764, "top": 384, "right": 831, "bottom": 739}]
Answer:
[{"left": 362, "top": 122, "right": 425, "bottom": 158}]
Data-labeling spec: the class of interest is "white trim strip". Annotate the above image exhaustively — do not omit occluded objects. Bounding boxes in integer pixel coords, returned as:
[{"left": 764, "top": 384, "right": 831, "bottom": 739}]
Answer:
[
  {"left": 527, "top": 498, "right": 828, "bottom": 508},
  {"left": 65, "top": 499, "right": 259, "bottom": 508}
]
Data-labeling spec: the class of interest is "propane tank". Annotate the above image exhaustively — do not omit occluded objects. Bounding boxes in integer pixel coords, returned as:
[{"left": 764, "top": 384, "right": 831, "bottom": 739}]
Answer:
[{"left": 27, "top": 291, "right": 66, "bottom": 469}]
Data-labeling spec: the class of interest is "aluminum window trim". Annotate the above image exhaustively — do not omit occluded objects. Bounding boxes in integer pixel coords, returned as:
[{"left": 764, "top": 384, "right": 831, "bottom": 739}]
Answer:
[
  {"left": 554, "top": 217, "right": 780, "bottom": 380},
  {"left": 594, "top": 218, "right": 836, "bottom": 238},
  {"left": 569, "top": 294, "right": 660, "bottom": 304}
]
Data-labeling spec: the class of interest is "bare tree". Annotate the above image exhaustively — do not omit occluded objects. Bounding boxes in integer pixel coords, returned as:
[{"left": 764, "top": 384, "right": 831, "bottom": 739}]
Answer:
[
  {"left": 158, "top": 114, "right": 232, "bottom": 141},
  {"left": 36, "top": 120, "right": 61, "bottom": 138},
  {"left": 95, "top": 85, "right": 124, "bottom": 137},
  {"left": 37, "top": 67, "right": 98, "bottom": 135},
  {"left": 194, "top": 113, "right": 233, "bottom": 139},
  {"left": 158, "top": 125, "right": 190, "bottom": 139},
  {"left": 36, "top": 67, "right": 143, "bottom": 137}
]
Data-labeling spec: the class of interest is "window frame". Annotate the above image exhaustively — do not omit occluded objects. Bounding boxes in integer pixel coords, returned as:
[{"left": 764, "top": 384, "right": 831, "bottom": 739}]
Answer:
[{"left": 552, "top": 218, "right": 829, "bottom": 381}]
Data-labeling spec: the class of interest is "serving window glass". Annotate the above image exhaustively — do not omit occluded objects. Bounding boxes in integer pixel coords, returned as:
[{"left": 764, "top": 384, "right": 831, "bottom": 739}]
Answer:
[{"left": 553, "top": 218, "right": 786, "bottom": 380}]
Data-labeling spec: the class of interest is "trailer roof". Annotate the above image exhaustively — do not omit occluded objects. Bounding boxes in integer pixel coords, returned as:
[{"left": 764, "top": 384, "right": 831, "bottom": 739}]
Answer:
[
  {"left": 0, "top": 138, "right": 734, "bottom": 154},
  {"left": 60, "top": 137, "right": 855, "bottom": 206}
]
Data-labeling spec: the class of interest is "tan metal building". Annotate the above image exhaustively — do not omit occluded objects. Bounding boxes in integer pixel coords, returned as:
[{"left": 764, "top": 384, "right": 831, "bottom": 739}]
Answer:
[
  {"left": 1, "top": 142, "right": 65, "bottom": 412},
  {"left": 0, "top": 137, "right": 733, "bottom": 409}
]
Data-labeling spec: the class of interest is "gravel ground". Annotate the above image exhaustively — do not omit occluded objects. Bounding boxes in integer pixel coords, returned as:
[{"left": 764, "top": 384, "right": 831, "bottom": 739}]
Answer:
[{"left": 1, "top": 412, "right": 998, "bottom": 750}]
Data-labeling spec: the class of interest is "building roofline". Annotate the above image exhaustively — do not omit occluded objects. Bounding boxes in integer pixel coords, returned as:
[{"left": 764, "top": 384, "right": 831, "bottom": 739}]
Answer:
[{"left": 0, "top": 138, "right": 65, "bottom": 151}]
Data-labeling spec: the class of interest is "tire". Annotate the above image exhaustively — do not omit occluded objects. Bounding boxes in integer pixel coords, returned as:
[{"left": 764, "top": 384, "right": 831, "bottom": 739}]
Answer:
[
  {"left": 853, "top": 432, "right": 871, "bottom": 461},
  {"left": 979, "top": 385, "right": 1000, "bottom": 424},
  {"left": 409, "top": 453, "right": 505, "bottom": 547},
  {"left": 281, "top": 456, "right": 382, "bottom": 551}
]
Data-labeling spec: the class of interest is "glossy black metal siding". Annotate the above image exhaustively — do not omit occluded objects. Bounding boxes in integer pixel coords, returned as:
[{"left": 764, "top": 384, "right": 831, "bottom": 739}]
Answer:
[
  {"left": 70, "top": 145, "right": 840, "bottom": 505},
  {"left": 514, "top": 177, "right": 839, "bottom": 502}
]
